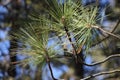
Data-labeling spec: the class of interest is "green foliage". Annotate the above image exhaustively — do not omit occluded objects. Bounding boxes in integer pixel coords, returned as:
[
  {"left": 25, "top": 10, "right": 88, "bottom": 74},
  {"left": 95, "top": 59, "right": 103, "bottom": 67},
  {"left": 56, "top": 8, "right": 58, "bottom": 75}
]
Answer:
[
  {"left": 45, "top": 0, "right": 100, "bottom": 52},
  {"left": 13, "top": 0, "right": 102, "bottom": 69},
  {"left": 13, "top": 17, "right": 57, "bottom": 66}
]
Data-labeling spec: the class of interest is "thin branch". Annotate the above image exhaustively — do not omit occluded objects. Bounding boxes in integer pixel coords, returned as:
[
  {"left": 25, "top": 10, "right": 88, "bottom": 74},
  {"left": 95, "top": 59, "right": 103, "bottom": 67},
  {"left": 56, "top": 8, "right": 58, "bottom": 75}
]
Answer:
[
  {"left": 112, "top": 18, "right": 120, "bottom": 32},
  {"left": 81, "top": 69, "right": 120, "bottom": 80},
  {"left": 82, "top": 54, "right": 120, "bottom": 66},
  {"left": 44, "top": 49, "right": 57, "bottom": 80},
  {"left": 10, "top": 61, "right": 21, "bottom": 65},
  {"left": 92, "top": 25, "right": 120, "bottom": 40},
  {"left": 53, "top": 54, "right": 120, "bottom": 67},
  {"left": 77, "top": 39, "right": 86, "bottom": 54},
  {"left": 61, "top": 14, "right": 78, "bottom": 63},
  {"left": 47, "top": 60, "right": 57, "bottom": 80},
  {"left": 10, "top": 53, "right": 120, "bottom": 75},
  {"left": 92, "top": 17, "right": 120, "bottom": 47},
  {"left": 64, "top": 25, "right": 78, "bottom": 63}
]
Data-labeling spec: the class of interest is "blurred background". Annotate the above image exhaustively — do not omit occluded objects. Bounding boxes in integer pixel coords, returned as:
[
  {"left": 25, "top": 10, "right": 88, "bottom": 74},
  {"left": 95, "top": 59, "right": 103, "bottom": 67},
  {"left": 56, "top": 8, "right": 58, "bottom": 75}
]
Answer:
[{"left": 0, "top": 0, "right": 120, "bottom": 80}]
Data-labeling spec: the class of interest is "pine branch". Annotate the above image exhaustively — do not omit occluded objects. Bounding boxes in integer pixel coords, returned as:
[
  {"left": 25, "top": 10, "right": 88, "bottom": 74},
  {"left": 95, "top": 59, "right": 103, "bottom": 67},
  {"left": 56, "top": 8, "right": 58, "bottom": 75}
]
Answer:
[
  {"left": 53, "top": 54, "right": 120, "bottom": 67},
  {"left": 11, "top": 53, "right": 120, "bottom": 68},
  {"left": 44, "top": 49, "right": 57, "bottom": 80},
  {"left": 64, "top": 26, "right": 78, "bottom": 63},
  {"left": 61, "top": 16, "right": 78, "bottom": 63},
  {"left": 93, "top": 25, "right": 120, "bottom": 40},
  {"left": 81, "top": 69, "right": 120, "bottom": 80},
  {"left": 92, "top": 17, "right": 120, "bottom": 47},
  {"left": 83, "top": 54, "right": 120, "bottom": 66}
]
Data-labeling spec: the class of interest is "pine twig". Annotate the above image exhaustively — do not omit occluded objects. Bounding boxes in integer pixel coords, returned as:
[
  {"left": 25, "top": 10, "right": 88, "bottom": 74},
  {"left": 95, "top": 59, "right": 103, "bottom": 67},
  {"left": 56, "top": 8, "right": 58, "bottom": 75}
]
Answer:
[
  {"left": 53, "top": 54, "right": 120, "bottom": 67},
  {"left": 83, "top": 54, "right": 120, "bottom": 66},
  {"left": 92, "top": 25, "right": 120, "bottom": 40},
  {"left": 64, "top": 26, "right": 78, "bottom": 63},
  {"left": 62, "top": 16, "right": 78, "bottom": 63},
  {"left": 44, "top": 49, "right": 57, "bottom": 80},
  {"left": 81, "top": 69, "right": 120, "bottom": 80},
  {"left": 92, "top": 17, "right": 120, "bottom": 47}
]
